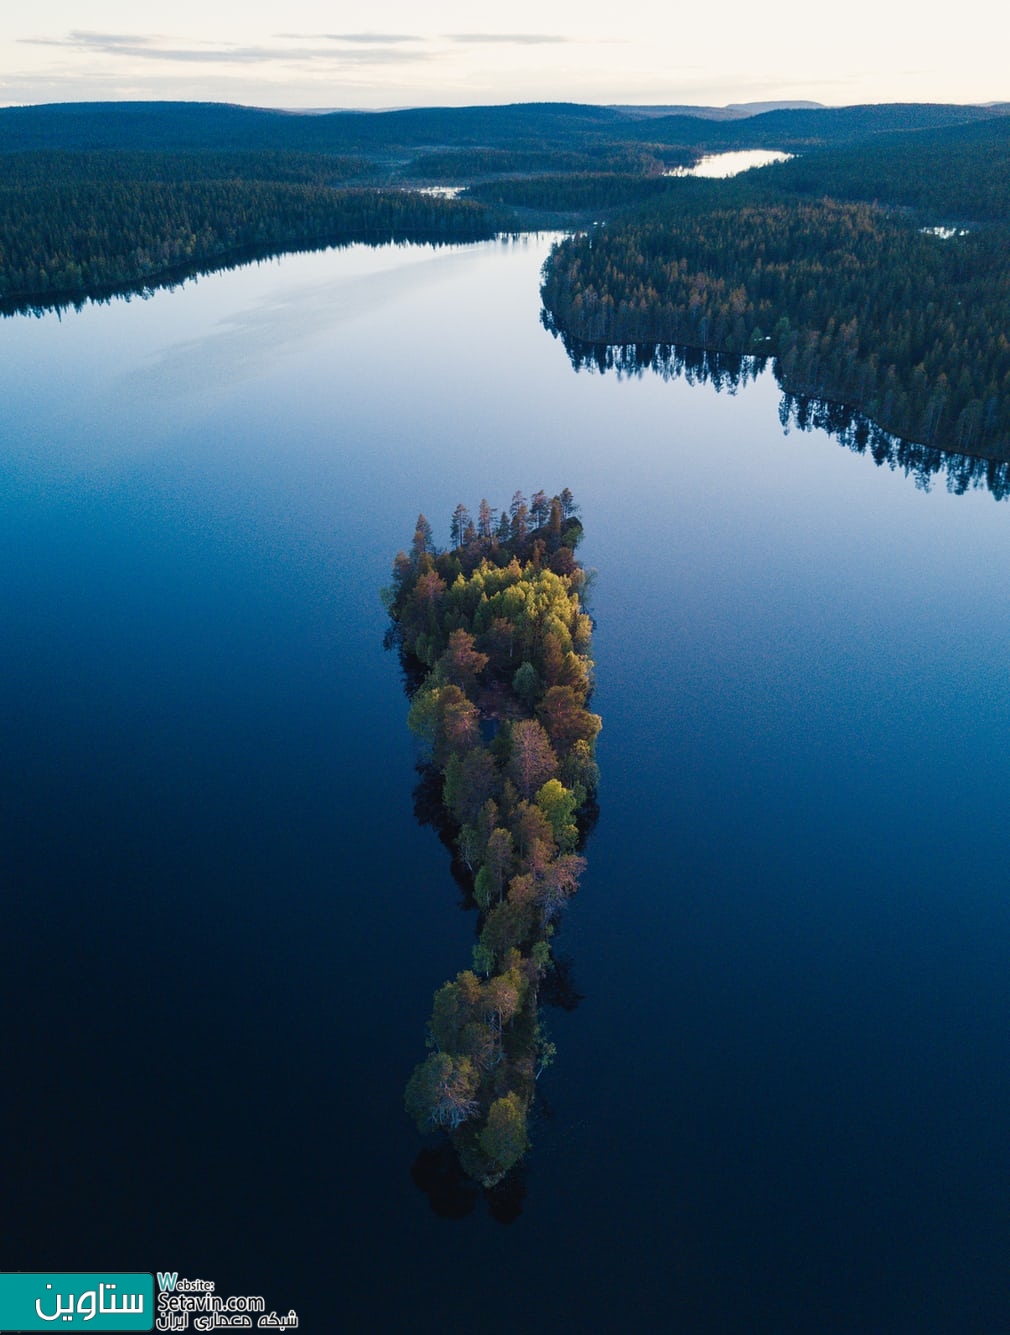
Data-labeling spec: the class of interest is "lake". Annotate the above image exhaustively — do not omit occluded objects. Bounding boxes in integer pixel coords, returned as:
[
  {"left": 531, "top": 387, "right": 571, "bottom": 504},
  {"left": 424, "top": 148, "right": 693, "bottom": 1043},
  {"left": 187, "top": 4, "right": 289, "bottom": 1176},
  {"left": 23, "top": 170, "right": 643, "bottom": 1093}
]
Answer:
[
  {"left": 666, "top": 148, "right": 794, "bottom": 177},
  {"left": 1, "top": 234, "right": 1008, "bottom": 1333}
]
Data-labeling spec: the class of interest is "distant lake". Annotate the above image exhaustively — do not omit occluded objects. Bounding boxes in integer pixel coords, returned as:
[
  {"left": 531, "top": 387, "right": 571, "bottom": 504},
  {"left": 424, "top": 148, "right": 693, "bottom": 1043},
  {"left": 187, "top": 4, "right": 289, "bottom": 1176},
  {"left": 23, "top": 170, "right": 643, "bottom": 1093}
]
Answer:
[
  {"left": 1, "top": 234, "right": 1007, "bottom": 1334},
  {"left": 667, "top": 148, "right": 794, "bottom": 177}
]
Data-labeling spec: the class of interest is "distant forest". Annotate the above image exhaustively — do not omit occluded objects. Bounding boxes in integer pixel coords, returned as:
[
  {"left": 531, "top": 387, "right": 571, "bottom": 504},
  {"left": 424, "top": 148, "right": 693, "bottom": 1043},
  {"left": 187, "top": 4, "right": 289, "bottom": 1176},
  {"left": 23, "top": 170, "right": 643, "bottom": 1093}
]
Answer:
[
  {"left": 541, "top": 115, "right": 1010, "bottom": 457},
  {"left": 542, "top": 194, "right": 1010, "bottom": 453},
  {"left": 0, "top": 151, "right": 504, "bottom": 310},
  {"left": 2, "top": 98, "right": 1010, "bottom": 454}
]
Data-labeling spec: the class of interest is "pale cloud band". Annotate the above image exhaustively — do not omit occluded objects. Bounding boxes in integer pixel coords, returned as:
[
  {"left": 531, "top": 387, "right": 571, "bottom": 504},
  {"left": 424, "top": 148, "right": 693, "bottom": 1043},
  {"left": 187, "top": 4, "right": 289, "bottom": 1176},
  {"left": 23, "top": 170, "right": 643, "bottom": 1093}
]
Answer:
[
  {"left": 20, "top": 29, "right": 572, "bottom": 67},
  {"left": 446, "top": 35, "right": 569, "bottom": 45},
  {"left": 275, "top": 34, "right": 424, "bottom": 45},
  {"left": 20, "top": 31, "right": 434, "bottom": 65}
]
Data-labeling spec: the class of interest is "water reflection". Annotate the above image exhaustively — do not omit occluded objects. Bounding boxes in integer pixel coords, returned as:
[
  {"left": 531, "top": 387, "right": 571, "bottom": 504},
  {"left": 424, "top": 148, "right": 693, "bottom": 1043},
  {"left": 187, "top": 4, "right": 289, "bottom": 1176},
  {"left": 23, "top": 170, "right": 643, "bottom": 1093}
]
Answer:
[
  {"left": 0, "top": 242, "right": 329, "bottom": 321},
  {"left": 665, "top": 149, "right": 794, "bottom": 179},
  {"left": 410, "top": 1144, "right": 479, "bottom": 1219},
  {"left": 0, "top": 233, "right": 484, "bottom": 322},
  {"left": 409, "top": 1142, "right": 529, "bottom": 1223},
  {"left": 543, "top": 320, "right": 1010, "bottom": 501},
  {"left": 778, "top": 392, "right": 1010, "bottom": 499}
]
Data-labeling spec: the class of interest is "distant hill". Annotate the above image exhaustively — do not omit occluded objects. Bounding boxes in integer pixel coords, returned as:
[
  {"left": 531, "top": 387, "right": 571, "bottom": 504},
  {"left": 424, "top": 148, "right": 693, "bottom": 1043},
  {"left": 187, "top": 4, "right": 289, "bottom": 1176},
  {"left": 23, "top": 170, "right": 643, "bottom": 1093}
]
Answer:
[
  {"left": 765, "top": 113, "right": 1010, "bottom": 222},
  {"left": 616, "top": 102, "right": 1010, "bottom": 149},
  {"left": 0, "top": 101, "right": 627, "bottom": 156},
  {"left": 726, "top": 101, "right": 825, "bottom": 115},
  {"left": 1, "top": 99, "right": 1005, "bottom": 159},
  {"left": 609, "top": 101, "right": 824, "bottom": 121}
]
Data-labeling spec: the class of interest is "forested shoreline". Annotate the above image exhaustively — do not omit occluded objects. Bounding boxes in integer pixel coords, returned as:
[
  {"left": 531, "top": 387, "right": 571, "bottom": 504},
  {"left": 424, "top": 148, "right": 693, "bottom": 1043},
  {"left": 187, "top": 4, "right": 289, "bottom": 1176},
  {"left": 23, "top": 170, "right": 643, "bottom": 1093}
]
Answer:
[
  {"left": 548, "top": 336, "right": 1010, "bottom": 499},
  {"left": 384, "top": 491, "right": 599, "bottom": 1186},
  {"left": 2, "top": 99, "right": 1007, "bottom": 311},
  {"left": 540, "top": 119, "right": 1010, "bottom": 457},
  {"left": 0, "top": 158, "right": 505, "bottom": 311},
  {"left": 541, "top": 202, "right": 1010, "bottom": 454},
  {"left": 3, "top": 98, "right": 1010, "bottom": 456}
]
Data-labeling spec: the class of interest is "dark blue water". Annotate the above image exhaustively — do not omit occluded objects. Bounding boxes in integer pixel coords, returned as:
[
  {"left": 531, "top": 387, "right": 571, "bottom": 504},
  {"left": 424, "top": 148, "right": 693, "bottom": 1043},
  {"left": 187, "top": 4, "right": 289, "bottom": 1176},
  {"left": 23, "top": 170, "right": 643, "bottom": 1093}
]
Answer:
[{"left": 2, "top": 237, "right": 1008, "bottom": 1333}]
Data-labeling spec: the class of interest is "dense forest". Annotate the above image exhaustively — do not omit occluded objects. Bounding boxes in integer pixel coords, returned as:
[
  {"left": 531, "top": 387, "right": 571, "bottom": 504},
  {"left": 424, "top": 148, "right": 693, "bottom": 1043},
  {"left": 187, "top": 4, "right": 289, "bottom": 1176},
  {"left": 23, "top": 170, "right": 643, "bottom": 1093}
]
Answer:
[
  {"left": 0, "top": 155, "right": 505, "bottom": 310},
  {"left": 2, "top": 98, "right": 1008, "bottom": 312},
  {"left": 384, "top": 490, "right": 599, "bottom": 1186},
  {"left": 541, "top": 117, "right": 1010, "bottom": 457},
  {"left": 394, "top": 142, "right": 693, "bottom": 182},
  {"left": 3, "top": 98, "right": 1010, "bottom": 454},
  {"left": 0, "top": 102, "right": 694, "bottom": 311},
  {"left": 542, "top": 198, "right": 1010, "bottom": 453},
  {"left": 465, "top": 171, "right": 686, "bottom": 216},
  {"left": 756, "top": 118, "right": 1010, "bottom": 223}
]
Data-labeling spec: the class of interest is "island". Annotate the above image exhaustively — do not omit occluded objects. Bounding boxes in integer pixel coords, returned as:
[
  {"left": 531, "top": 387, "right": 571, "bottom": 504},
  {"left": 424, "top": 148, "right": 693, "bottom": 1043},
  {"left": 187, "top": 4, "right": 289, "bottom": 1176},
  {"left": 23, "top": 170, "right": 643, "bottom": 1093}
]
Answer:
[{"left": 384, "top": 490, "right": 600, "bottom": 1185}]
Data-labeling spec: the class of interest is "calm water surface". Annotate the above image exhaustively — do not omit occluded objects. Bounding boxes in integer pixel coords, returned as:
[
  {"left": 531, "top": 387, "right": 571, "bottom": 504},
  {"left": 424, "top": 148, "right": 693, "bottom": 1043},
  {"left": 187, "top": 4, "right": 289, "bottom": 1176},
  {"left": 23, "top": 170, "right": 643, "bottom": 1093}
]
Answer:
[
  {"left": 666, "top": 148, "right": 794, "bottom": 177},
  {"left": 1, "top": 236, "right": 1007, "bottom": 1333}
]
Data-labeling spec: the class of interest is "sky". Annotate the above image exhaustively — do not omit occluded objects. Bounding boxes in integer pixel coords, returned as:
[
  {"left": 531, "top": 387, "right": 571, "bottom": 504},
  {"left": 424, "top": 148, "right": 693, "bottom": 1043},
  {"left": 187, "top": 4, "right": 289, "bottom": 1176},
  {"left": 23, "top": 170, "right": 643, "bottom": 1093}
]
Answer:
[{"left": 2, "top": 1, "right": 1006, "bottom": 111}]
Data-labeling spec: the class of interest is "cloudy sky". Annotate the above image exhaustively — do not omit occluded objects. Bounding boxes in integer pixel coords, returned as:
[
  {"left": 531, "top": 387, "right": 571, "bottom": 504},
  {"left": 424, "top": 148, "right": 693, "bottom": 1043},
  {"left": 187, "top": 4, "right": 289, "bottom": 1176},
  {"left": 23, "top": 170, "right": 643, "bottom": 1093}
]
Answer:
[{"left": 2, "top": 1, "right": 1005, "bottom": 110}]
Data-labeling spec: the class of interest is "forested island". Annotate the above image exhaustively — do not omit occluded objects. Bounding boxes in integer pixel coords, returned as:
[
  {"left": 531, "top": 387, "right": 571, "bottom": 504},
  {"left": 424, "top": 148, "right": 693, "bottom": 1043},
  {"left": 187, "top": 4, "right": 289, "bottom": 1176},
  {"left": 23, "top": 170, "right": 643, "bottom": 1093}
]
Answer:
[{"left": 384, "top": 491, "right": 599, "bottom": 1185}]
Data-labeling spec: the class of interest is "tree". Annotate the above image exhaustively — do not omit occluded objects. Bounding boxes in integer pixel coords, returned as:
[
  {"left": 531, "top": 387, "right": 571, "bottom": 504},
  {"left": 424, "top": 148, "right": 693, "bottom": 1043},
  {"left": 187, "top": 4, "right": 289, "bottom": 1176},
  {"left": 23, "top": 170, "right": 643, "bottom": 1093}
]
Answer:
[
  {"left": 479, "top": 899, "right": 534, "bottom": 964},
  {"left": 506, "top": 718, "right": 559, "bottom": 798},
  {"left": 561, "top": 737, "right": 600, "bottom": 792},
  {"left": 558, "top": 649, "right": 592, "bottom": 701},
  {"left": 535, "top": 1023, "right": 557, "bottom": 1079},
  {"left": 483, "top": 967, "right": 523, "bottom": 1061},
  {"left": 511, "top": 800, "right": 556, "bottom": 870},
  {"left": 429, "top": 972, "right": 482, "bottom": 1051},
  {"left": 405, "top": 1052, "right": 480, "bottom": 1132},
  {"left": 547, "top": 496, "right": 563, "bottom": 548},
  {"left": 473, "top": 864, "right": 494, "bottom": 910},
  {"left": 438, "top": 627, "right": 489, "bottom": 691},
  {"left": 477, "top": 497, "right": 497, "bottom": 541},
  {"left": 444, "top": 747, "right": 499, "bottom": 826},
  {"left": 457, "top": 822, "right": 486, "bottom": 873},
  {"left": 406, "top": 684, "right": 440, "bottom": 744},
  {"left": 478, "top": 1092, "right": 529, "bottom": 1174},
  {"left": 512, "top": 660, "right": 542, "bottom": 707},
  {"left": 434, "top": 684, "right": 480, "bottom": 761},
  {"left": 480, "top": 615, "right": 517, "bottom": 672},
  {"left": 483, "top": 826, "right": 514, "bottom": 903},
  {"left": 509, "top": 490, "right": 529, "bottom": 544},
  {"left": 458, "top": 1019, "right": 497, "bottom": 1070},
  {"left": 405, "top": 567, "right": 448, "bottom": 654},
  {"left": 538, "top": 685, "right": 602, "bottom": 751},
  {"left": 411, "top": 514, "right": 434, "bottom": 563},
  {"left": 535, "top": 778, "right": 580, "bottom": 852},
  {"left": 386, "top": 551, "right": 413, "bottom": 604},
  {"left": 450, "top": 503, "right": 472, "bottom": 549},
  {"left": 538, "top": 853, "right": 586, "bottom": 920}
]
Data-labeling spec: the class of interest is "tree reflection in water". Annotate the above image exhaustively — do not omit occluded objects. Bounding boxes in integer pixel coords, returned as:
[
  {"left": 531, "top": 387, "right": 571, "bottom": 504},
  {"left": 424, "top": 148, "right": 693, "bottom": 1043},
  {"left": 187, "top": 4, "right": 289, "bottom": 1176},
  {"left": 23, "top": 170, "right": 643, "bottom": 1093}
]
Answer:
[{"left": 544, "top": 318, "right": 1010, "bottom": 502}]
